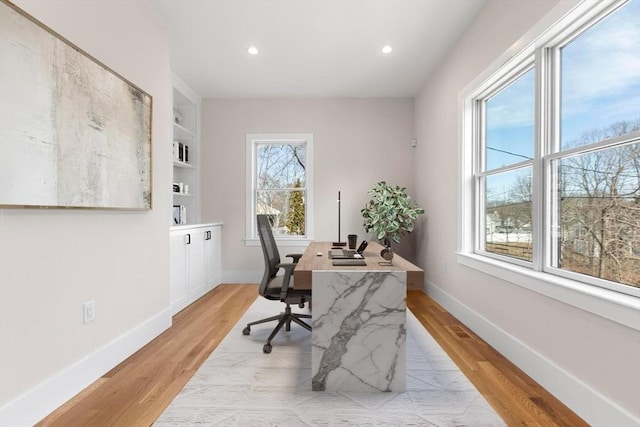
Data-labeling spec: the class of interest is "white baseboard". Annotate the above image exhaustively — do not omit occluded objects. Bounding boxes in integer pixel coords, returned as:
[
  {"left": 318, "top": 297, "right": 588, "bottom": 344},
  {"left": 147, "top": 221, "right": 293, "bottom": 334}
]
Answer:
[
  {"left": 425, "top": 280, "right": 639, "bottom": 427},
  {"left": 0, "top": 308, "right": 172, "bottom": 427},
  {"left": 170, "top": 294, "right": 190, "bottom": 316}
]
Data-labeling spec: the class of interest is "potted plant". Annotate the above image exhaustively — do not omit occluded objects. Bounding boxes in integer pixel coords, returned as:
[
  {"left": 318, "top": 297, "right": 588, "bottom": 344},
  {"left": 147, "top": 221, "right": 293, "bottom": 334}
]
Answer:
[{"left": 361, "top": 181, "right": 424, "bottom": 262}]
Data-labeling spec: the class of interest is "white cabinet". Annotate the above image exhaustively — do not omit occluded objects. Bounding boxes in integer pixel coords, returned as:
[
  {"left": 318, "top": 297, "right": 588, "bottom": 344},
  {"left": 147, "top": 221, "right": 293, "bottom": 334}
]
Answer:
[
  {"left": 205, "top": 225, "right": 222, "bottom": 287},
  {"left": 187, "top": 228, "right": 206, "bottom": 297},
  {"left": 169, "top": 232, "right": 188, "bottom": 310},
  {"left": 171, "top": 74, "right": 200, "bottom": 226},
  {"left": 170, "top": 223, "right": 222, "bottom": 315}
]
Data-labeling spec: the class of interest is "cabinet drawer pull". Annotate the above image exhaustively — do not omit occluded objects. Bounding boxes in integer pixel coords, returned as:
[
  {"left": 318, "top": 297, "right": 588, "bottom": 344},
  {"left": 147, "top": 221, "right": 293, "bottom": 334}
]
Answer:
[
  {"left": 206, "top": 230, "right": 212, "bottom": 240},
  {"left": 186, "top": 234, "right": 191, "bottom": 245}
]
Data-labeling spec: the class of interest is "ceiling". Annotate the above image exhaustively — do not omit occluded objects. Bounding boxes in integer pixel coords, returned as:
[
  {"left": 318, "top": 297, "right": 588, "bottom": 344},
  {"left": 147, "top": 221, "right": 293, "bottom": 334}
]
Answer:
[{"left": 149, "top": 0, "right": 487, "bottom": 98}]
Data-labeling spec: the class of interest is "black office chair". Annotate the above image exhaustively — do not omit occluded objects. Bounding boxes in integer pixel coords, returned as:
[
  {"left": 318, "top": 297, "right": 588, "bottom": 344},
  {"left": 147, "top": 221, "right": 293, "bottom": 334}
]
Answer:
[{"left": 242, "top": 215, "right": 312, "bottom": 353}]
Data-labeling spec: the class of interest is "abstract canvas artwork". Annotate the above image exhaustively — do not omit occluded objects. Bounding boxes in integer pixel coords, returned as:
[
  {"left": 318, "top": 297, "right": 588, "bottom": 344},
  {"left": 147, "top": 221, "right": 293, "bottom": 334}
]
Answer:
[{"left": 0, "top": 0, "right": 152, "bottom": 209}]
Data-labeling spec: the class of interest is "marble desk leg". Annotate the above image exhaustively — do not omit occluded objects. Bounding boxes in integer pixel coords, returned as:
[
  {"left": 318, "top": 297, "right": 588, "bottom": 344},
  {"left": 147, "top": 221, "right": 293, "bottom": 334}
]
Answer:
[{"left": 311, "top": 270, "right": 406, "bottom": 392}]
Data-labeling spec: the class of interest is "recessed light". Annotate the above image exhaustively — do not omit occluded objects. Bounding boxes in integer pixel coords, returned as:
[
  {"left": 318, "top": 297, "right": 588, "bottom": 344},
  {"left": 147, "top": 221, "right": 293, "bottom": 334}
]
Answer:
[
  {"left": 381, "top": 45, "right": 393, "bottom": 54},
  {"left": 247, "top": 46, "right": 259, "bottom": 55}
]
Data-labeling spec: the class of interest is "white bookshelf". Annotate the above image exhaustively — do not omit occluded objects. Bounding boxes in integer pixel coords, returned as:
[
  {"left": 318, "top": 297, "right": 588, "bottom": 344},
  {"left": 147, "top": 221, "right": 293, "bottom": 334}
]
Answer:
[{"left": 171, "top": 74, "right": 200, "bottom": 226}]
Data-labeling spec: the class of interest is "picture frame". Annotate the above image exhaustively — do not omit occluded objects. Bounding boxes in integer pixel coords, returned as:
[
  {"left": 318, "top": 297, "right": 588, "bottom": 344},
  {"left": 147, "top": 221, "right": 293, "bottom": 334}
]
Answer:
[{"left": 0, "top": 0, "right": 153, "bottom": 209}]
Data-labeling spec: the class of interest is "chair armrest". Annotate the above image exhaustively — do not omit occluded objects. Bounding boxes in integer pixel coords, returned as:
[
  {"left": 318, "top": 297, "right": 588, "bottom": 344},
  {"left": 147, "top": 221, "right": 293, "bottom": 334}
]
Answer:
[
  {"left": 277, "top": 262, "right": 297, "bottom": 300},
  {"left": 285, "top": 253, "right": 303, "bottom": 263}
]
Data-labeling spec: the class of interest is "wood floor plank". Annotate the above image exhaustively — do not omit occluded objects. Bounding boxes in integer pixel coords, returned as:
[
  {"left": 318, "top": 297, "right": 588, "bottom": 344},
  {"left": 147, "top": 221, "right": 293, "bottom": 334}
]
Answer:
[
  {"left": 36, "top": 285, "right": 587, "bottom": 426},
  {"left": 36, "top": 284, "right": 257, "bottom": 427},
  {"left": 406, "top": 289, "right": 588, "bottom": 427}
]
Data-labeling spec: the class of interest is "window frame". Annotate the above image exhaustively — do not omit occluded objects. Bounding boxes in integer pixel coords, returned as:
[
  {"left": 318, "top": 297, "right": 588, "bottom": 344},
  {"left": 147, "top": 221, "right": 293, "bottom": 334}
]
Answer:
[
  {"left": 245, "top": 133, "right": 314, "bottom": 246},
  {"left": 459, "top": 0, "right": 640, "bottom": 331},
  {"left": 474, "top": 59, "right": 537, "bottom": 269}
]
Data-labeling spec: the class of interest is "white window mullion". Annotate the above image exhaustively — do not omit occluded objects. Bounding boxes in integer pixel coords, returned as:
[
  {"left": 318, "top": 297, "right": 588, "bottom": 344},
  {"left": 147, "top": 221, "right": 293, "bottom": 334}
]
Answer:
[
  {"left": 534, "top": 46, "right": 550, "bottom": 273},
  {"left": 543, "top": 43, "right": 562, "bottom": 273},
  {"left": 475, "top": 99, "right": 486, "bottom": 253}
]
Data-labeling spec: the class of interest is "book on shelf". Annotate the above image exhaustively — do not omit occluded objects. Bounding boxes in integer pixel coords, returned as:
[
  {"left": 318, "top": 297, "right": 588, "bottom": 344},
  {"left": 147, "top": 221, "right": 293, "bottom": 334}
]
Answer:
[
  {"left": 173, "top": 141, "right": 189, "bottom": 164},
  {"left": 173, "top": 205, "right": 187, "bottom": 225}
]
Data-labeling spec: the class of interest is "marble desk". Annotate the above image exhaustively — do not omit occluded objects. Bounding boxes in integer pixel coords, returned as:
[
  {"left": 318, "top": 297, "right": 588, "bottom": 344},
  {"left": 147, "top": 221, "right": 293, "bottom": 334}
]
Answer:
[
  {"left": 311, "top": 270, "right": 406, "bottom": 391},
  {"left": 294, "top": 242, "right": 423, "bottom": 392}
]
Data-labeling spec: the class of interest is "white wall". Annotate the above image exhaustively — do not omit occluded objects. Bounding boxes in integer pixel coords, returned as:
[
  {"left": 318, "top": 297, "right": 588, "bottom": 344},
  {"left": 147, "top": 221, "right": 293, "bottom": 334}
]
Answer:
[
  {"left": 0, "top": 1, "right": 172, "bottom": 425},
  {"left": 200, "top": 98, "right": 415, "bottom": 281},
  {"left": 2, "top": 1, "right": 635, "bottom": 425},
  {"left": 414, "top": 0, "right": 640, "bottom": 425}
]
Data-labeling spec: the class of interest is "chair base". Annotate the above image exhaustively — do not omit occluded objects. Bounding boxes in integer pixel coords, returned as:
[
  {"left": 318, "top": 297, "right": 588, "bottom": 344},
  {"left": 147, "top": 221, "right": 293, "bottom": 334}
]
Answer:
[{"left": 242, "top": 304, "right": 312, "bottom": 353}]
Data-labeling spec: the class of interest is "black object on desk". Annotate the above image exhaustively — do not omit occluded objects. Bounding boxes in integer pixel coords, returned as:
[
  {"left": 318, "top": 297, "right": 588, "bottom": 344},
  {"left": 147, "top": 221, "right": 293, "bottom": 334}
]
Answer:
[
  {"left": 332, "top": 191, "right": 347, "bottom": 246},
  {"left": 332, "top": 259, "right": 366, "bottom": 266}
]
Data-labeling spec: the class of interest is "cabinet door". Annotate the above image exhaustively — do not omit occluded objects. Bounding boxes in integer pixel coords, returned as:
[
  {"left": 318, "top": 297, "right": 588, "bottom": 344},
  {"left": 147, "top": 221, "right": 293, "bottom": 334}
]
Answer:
[
  {"left": 170, "top": 233, "right": 188, "bottom": 314},
  {"left": 205, "top": 226, "right": 221, "bottom": 288},
  {"left": 187, "top": 229, "right": 206, "bottom": 297}
]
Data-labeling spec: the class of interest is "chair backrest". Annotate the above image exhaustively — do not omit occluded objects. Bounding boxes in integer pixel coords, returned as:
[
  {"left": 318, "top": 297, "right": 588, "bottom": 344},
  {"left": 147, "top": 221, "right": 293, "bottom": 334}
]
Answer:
[{"left": 257, "top": 215, "right": 281, "bottom": 296}]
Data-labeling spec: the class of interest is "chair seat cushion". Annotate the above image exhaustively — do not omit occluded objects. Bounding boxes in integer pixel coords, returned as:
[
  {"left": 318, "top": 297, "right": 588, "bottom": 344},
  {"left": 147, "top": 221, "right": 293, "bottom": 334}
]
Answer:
[{"left": 264, "top": 275, "right": 311, "bottom": 301}]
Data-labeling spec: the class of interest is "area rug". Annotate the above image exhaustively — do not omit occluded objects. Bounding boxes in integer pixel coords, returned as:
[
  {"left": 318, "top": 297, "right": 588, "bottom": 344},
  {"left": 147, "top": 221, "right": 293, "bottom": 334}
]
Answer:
[{"left": 154, "top": 297, "right": 505, "bottom": 426}]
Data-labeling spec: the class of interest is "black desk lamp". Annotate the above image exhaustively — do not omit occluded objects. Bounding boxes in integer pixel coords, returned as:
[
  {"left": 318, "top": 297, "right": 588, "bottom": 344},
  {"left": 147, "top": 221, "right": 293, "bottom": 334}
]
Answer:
[{"left": 332, "top": 190, "right": 346, "bottom": 247}]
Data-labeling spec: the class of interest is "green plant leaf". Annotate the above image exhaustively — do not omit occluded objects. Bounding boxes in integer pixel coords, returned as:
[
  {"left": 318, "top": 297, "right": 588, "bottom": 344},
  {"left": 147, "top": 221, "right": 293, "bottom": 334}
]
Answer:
[{"left": 361, "top": 181, "right": 424, "bottom": 244}]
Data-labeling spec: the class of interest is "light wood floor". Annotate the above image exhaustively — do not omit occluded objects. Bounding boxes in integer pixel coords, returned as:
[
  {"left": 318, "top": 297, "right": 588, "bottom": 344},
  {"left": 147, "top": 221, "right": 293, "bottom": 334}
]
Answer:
[{"left": 37, "top": 284, "right": 587, "bottom": 426}]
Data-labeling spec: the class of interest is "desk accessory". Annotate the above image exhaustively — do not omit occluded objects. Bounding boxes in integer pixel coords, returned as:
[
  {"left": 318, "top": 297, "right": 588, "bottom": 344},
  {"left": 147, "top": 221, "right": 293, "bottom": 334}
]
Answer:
[
  {"left": 329, "top": 241, "right": 367, "bottom": 259},
  {"left": 332, "top": 190, "right": 346, "bottom": 246},
  {"left": 332, "top": 259, "right": 366, "bottom": 266}
]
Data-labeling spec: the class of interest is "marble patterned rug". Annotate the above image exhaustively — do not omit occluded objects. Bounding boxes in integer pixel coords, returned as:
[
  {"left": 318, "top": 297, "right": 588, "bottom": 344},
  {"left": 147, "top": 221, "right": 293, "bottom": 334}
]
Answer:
[{"left": 154, "top": 297, "right": 505, "bottom": 426}]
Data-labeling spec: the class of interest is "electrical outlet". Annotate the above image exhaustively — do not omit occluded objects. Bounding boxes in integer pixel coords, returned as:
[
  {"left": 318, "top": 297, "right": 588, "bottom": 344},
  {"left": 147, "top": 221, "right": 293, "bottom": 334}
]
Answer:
[
  {"left": 84, "top": 300, "right": 96, "bottom": 324},
  {"left": 441, "top": 260, "right": 447, "bottom": 273}
]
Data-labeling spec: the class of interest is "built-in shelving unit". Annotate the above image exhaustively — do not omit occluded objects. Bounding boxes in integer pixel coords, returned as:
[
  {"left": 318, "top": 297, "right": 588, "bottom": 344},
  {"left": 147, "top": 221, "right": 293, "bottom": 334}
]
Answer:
[
  {"left": 171, "top": 74, "right": 200, "bottom": 226},
  {"left": 169, "top": 76, "right": 223, "bottom": 314}
]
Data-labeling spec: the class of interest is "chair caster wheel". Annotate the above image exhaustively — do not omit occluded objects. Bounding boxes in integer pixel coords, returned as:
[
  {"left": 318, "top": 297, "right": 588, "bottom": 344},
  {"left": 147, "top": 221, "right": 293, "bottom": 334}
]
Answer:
[
  {"left": 263, "top": 343, "right": 272, "bottom": 354},
  {"left": 242, "top": 326, "right": 250, "bottom": 335}
]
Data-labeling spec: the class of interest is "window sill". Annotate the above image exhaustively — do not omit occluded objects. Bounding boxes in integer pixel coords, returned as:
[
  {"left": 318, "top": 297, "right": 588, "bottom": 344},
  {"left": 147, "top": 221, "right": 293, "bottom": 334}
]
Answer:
[
  {"left": 457, "top": 252, "right": 640, "bottom": 331},
  {"left": 244, "top": 237, "right": 314, "bottom": 247}
]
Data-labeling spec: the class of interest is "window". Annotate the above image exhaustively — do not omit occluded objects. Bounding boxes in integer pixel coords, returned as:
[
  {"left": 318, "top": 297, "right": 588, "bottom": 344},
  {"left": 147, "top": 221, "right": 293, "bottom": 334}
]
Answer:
[
  {"left": 462, "top": 0, "right": 639, "bottom": 302},
  {"left": 246, "top": 134, "right": 314, "bottom": 244},
  {"left": 481, "top": 67, "right": 535, "bottom": 264}
]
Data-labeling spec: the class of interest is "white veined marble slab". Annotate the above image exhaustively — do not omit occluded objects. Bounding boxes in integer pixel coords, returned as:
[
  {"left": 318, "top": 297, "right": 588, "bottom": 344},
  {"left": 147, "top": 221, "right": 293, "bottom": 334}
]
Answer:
[{"left": 311, "top": 270, "right": 407, "bottom": 392}]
